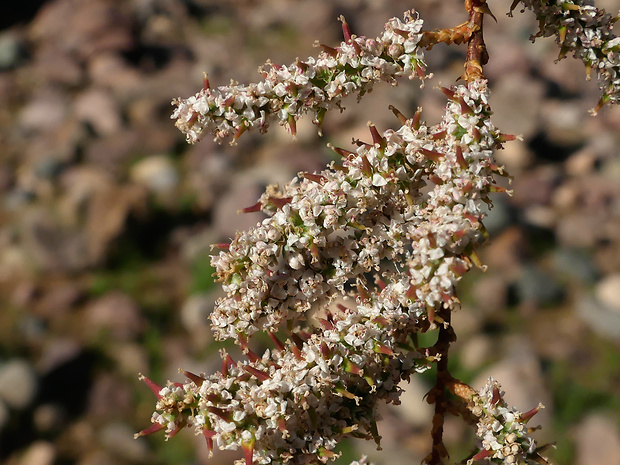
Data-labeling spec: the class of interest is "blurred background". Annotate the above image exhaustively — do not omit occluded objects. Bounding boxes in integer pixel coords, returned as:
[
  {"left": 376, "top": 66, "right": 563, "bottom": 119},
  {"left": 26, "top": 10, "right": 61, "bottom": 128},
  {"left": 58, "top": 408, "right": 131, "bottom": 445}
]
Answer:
[{"left": 0, "top": 0, "right": 619, "bottom": 464}]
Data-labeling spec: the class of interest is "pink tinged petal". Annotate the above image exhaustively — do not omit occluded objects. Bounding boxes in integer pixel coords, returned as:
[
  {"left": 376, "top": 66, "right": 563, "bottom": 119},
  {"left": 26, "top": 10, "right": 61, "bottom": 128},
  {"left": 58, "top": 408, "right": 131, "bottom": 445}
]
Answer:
[
  {"left": 373, "top": 342, "right": 394, "bottom": 356},
  {"left": 372, "top": 315, "right": 389, "bottom": 327},
  {"left": 344, "top": 358, "right": 363, "bottom": 375},
  {"left": 449, "top": 261, "right": 469, "bottom": 276},
  {"left": 318, "top": 448, "right": 337, "bottom": 460},
  {"left": 203, "top": 429, "right": 216, "bottom": 453},
  {"left": 287, "top": 115, "right": 297, "bottom": 136},
  {"left": 339, "top": 15, "right": 352, "bottom": 43},
  {"left": 458, "top": 97, "right": 473, "bottom": 114},
  {"left": 368, "top": 123, "right": 386, "bottom": 148},
  {"left": 268, "top": 332, "right": 286, "bottom": 352},
  {"left": 329, "top": 144, "right": 356, "bottom": 159},
  {"left": 244, "top": 348, "right": 260, "bottom": 363},
  {"left": 168, "top": 423, "right": 185, "bottom": 438},
  {"left": 208, "top": 406, "right": 233, "bottom": 422},
  {"left": 431, "top": 129, "right": 447, "bottom": 140},
  {"left": 491, "top": 386, "right": 502, "bottom": 406},
  {"left": 471, "top": 449, "right": 494, "bottom": 461},
  {"left": 320, "top": 341, "right": 332, "bottom": 359},
  {"left": 244, "top": 365, "right": 270, "bottom": 382},
  {"left": 440, "top": 87, "right": 456, "bottom": 100},
  {"left": 388, "top": 105, "right": 408, "bottom": 124},
  {"left": 463, "top": 212, "right": 480, "bottom": 226},
  {"left": 319, "top": 44, "right": 339, "bottom": 58},
  {"left": 139, "top": 374, "right": 163, "bottom": 399},
  {"left": 412, "top": 107, "right": 422, "bottom": 130},
  {"left": 267, "top": 196, "right": 293, "bottom": 209},
  {"left": 419, "top": 148, "right": 443, "bottom": 163},
  {"left": 319, "top": 318, "right": 335, "bottom": 330},
  {"left": 455, "top": 146, "right": 468, "bottom": 169},
  {"left": 499, "top": 133, "right": 518, "bottom": 142},
  {"left": 134, "top": 422, "right": 165, "bottom": 438},
  {"left": 181, "top": 370, "right": 206, "bottom": 387},
  {"left": 361, "top": 155, "right": 373, "bottom": 176},
  {"left": 520, "top": 404, "right": 543, "bottom": 424},
  {"left": 240, "top": 202, "right": 263, "bottom": 213},
  {"left": 303, "top": 173, "right": 326, "bottom": 184},
  {"left": 489, "top": 185, "right": 508, "bottom": 193},
  {"left": 466, "top": 248, "right": 484, "bottom": 269},
  {"left": 222, "top": 354, "right": 235, "bottom": 377},
  {"left": 242, "top": 435, "right": 256, "bottom": 465}
]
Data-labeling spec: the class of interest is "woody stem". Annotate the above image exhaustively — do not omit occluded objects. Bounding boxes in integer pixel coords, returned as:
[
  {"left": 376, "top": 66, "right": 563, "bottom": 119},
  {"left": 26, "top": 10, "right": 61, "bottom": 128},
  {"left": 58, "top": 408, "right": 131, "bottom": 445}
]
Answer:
[
  {"left": 425, "top": 307, "right": 456, "bottom": 465},
  {"left": 464, "top": 0, "right": 489, "bottom": 81}
]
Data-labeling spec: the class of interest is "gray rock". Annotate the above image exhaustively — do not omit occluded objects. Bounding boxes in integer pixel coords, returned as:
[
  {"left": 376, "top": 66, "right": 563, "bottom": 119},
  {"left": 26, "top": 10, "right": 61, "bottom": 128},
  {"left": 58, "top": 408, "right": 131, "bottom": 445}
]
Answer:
[
  {"left": 21, "top": 210, "right": 92, "bottom": 273},
  {"left": 472, "top": 275, "right": 510, "bottom": 314},
  {"left": 130, "top": 155, "right": 179, "bottom": 193},
  {"left": 389, "top": 377, "right": 433, "bottom": 427},
  {"left": 85, "top": 292, "right": 145, "bottom": 341},
  {"left": 88, "top": 374, "right": 132, "bottom": 420},
  {"left": 484, "top": 196, "right": 513, "bottom": 236},
  {"left": 74, "top": 89, "right": 122, "bottom": 137},
  {"left": 574, "top": 414, "right": 620, "bottom": 465},
  {"left": 595, "top": 274, "right": 620, "bottom": 312},
  {"left": 0, "top": 359, "right": 38, "bottom": 409},
  {"left": 37, "top": 339, "right": 82, "bottom": 374},
  {"left": 489, "top": 74, "right": 545, "bottom": 140},
  {"left": 576, "top": 295, "right": 620, "bottom": 340},
  {"left": 180, "top": 294, "right": 215, "bottom": 334},
  {"left": 515, "top": 265, "right": 564, "bottom": 307},
  {"left": 33, "top": 403, "right": 67, "bottom": 433},
  {"left": 18, "top": 93, "right": 68, "bottom": 134},
  {"left": 556, "top": 212, "right": 601, "bottom": 248},
  {"left": 100, "top": 422, "right": 150, "bottom": 461},
  {"left": 18, "top": 441, "right": 56, "bottom": 465},
  {"left": 459, "top": 335, "right": 494, "bottom": 371},
  {"left": 108, "top": 343, "right": 149, "bottom": 377},
  {"left": 0, "top": 33, "right": 24, "bottom": 70},
  {"left": 31, "top": 49, "right": 83, "bottom": 86},
  {"left": 551, "top": 248, "right": 599, "bottom": 284}
]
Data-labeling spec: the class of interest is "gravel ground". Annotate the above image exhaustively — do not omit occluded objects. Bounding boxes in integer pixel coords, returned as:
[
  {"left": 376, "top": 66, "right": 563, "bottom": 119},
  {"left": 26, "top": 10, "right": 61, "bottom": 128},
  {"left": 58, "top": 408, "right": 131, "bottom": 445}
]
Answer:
[{"left": 0, "top": 1, "right": 619, "bottom": 464}]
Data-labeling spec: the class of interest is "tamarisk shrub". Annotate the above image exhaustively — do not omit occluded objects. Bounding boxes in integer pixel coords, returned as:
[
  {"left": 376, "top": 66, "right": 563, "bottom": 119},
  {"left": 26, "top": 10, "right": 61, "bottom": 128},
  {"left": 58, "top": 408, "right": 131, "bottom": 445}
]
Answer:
[{"left": 136, "top": 1, "right": 619, "bottom": 464}]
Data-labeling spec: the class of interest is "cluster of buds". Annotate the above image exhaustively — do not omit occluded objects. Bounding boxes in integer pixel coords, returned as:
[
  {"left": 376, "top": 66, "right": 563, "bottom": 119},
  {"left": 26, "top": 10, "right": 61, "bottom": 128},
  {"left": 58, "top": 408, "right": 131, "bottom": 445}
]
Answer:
[
  {"left": 511, "top": 0, "right": 620, "bottom": 112},
  {"left": 469, "top": 379, "right": 546, "bottom": 465},
  {"left": 172, "top": 11, "right": 427, "bottom": 144}
]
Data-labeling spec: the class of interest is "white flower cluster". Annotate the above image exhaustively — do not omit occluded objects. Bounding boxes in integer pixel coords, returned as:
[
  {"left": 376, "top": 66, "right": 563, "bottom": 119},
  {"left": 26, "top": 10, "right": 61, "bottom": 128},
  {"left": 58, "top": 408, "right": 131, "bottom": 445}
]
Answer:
[
  {"left": 210, "top": 78, "right": 508, "bottom": 345},
  {"left": 138, "top": 300, "right": 432, "bottom": 465},
  {"left": 469, "top": 378, "right": 544, "bottom": 465},
  {"left": 513, "top": 0, "right": 620, "bottom": 110},
  {"left": 172, "top": 11, "right": 426, "bottom": 143},
  {"left": 139, "top": 79, "right": 512, "bottom": 464}
]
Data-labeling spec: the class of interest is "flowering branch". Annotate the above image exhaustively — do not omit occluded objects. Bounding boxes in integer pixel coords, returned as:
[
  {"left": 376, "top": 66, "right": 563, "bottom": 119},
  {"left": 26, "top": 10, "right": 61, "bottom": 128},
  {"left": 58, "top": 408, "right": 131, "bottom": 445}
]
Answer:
[
  {"left": 137, "top": 1, "right": 620, "bottom": 464},
  {"left": 172, "top": 11, "right": 427, "bottom": 144},
  {"left": 510, "top": 0, "right": 620, "bottom": 113}
]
